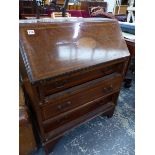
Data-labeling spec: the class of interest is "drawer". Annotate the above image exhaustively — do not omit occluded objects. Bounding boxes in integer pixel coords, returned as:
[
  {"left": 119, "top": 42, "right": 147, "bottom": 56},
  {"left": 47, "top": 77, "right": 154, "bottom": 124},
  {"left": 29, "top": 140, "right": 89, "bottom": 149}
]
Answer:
[
  {"left": 40, "top": 62, "right": 124, "bottom": 96},
  {"left": 43, "top": 94, "right": 114, "bottom": 133},
  {"left": 41, "top": 73, "right": 122, "bottom": 120}
]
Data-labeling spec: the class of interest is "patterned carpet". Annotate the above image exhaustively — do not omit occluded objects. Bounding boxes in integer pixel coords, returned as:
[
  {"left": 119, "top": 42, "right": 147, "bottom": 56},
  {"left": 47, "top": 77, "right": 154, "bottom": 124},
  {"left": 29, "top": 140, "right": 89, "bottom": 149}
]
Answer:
[{"left": 33, "top": 80, "right": 135, "bottom": 155}]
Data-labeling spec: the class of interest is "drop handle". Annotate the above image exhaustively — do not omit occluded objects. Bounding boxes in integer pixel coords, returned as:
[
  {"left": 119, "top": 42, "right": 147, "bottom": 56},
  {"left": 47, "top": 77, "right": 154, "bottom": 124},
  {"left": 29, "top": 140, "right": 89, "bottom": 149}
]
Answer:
[
  {"left": 103, "top": 85, "right": 113, "bottom": 93},
  {"left": 57, "top": 101, "right": 72, "bottom": 110},
  {"left": 55, "top": 80, "right": 68, "bottom": 89},
  {"left": 56, "top": 115, "right": 68, "bottom": 124}
]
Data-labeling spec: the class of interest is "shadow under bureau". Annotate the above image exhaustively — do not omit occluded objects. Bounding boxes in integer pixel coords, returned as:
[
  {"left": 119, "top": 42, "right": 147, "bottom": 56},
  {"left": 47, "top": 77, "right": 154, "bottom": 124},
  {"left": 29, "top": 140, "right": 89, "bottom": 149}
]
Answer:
[{"left": 19, "top": 18, "right": 130, "bottom": 154}]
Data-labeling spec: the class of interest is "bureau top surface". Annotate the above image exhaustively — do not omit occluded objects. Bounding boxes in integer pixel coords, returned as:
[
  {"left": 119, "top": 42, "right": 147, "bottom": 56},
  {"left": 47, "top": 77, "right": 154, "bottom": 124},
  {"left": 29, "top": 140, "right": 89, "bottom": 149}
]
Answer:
[{"left": 19, "top": 18, "right": 129, "bottom": 83}]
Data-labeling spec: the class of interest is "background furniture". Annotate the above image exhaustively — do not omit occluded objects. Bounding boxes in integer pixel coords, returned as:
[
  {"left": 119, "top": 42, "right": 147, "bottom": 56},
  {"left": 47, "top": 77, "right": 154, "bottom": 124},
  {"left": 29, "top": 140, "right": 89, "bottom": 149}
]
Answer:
[
  {"left": 19, "top": 0, "right": 127, "bottom": 21},
  {"left": 119, "top": 21, "right": 135, "bottom": 87},
  {"left": 67, "top": 1, "right": 126, "bottom": 20},
  {"left": 19, "top": 85, "right": 37, "bottom": 155},
  {"left": 81, "top": 1, "right": 107, "bottom": 12},
  {"left": 127, "top": 0, "right": 135, "bottom": 22},
  {"left": 19, "top": 0, "right": 48, "bottom": 19},
  {"left": 19, "top": 0, "right": 36, "bottom": 14},
  {"left": 119, "top": 21, "right": 135, "bottom": 34},
  {"left": 112, "top": 0, "right": 128, "bottom": 22},
  {"left": 124, "top": 37, "right": 135, "bottom": 87},
  {"left": 20, "top": 13, "right": 49, "bottom": 19},
  {"left": 114, "top": 5, "right": 128, "bottom": 15},
  {"left": 127, "top": 6, "right": 135, "bottom": 23},
  {"left": 51, "top": 12, "right": 71, "bottom": 18},
  {"left": 57, "top": 0, "right": 64, "bottom": 5},
  {"left": 19, "top": 18, "right": 130, "bottom": 154}
]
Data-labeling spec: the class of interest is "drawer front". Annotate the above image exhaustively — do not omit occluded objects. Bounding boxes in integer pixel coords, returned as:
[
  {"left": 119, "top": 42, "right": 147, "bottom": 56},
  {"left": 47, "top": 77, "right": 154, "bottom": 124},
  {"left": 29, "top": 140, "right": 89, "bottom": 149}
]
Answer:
[
  {"left": 41, "top": 73, "right": 122, "bottom": 120},
  {"left": 43, "top": 94, "right": 114, "bottom": 133},
  {"left": 40, "top": 62, "right": 124, "bottom": 96}
]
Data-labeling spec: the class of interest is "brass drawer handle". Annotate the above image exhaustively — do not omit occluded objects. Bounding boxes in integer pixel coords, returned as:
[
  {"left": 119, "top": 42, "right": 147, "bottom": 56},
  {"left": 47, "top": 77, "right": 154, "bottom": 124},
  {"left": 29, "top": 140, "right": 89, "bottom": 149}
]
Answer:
[
  {"left": 55, "top": 80, "right": 68, "bottom": 89},
  {"left": 103, "top": 85, "right": 113, "bottom": 93},
  {"left": 57, "top": 101, "right": 72, "bottom": 110},
  {"left": 56, "top": 115, "right": 68, "bottom": 124}
]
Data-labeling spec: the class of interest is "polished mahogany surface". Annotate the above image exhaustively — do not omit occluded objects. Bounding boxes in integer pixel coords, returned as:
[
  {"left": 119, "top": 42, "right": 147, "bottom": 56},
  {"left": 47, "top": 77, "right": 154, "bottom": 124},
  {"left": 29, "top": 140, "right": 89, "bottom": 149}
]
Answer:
[
  {"left": 19, "top": 18, "right": 130, "bottom": 154},
  {"left": 19, "top": 18, "right": 129, "bottom": 83}
]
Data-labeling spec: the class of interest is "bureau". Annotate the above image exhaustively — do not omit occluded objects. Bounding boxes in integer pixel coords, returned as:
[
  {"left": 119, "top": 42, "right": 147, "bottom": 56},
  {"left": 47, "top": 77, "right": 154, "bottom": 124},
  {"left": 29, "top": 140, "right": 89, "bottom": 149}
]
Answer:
[{"left": 19, "top": 18, "right": 130, "bottom": 154}]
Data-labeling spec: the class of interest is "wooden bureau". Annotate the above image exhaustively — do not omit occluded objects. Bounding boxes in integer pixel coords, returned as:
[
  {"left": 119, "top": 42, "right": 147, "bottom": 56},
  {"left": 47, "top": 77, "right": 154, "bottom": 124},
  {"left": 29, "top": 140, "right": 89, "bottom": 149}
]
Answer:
[{"left": 19, "top": 18, "right": 130, "bottom": 154}]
